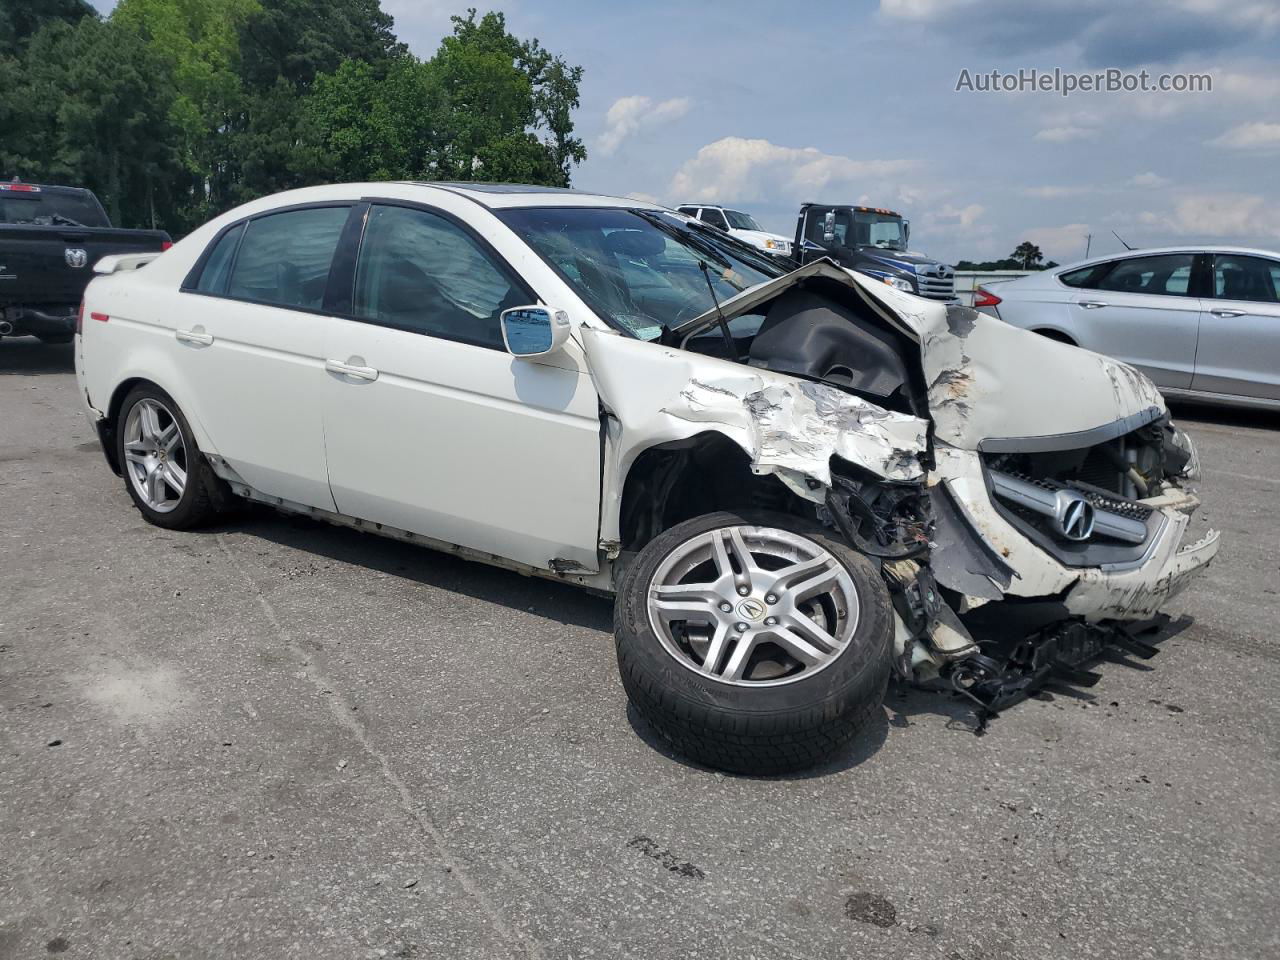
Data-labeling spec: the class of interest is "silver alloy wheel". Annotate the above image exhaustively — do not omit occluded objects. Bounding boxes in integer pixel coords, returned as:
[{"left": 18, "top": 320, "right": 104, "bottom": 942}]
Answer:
[
  {"left": 646, "top": 525, "right": 859, "bottom": 687},
  {"left": 122, "top": 397, "right": 187, "bottom": 513}
]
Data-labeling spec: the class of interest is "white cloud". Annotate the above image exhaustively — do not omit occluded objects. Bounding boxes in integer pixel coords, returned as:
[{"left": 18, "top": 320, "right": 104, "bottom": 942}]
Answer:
[
  {"left": 1141, "top": 192, "right": 1279, "bottom": 238},
  {"left": 1208, "top": 121, "right": 1280, "bottom": 149},
  {"left": 1033, "top": 125, "right": 1098, "bottom": 143},
  {"left": 1129, "top": 172, "right": 1172, "bottom": 188},
  {"left": 1213, "top": 68, "right": 1280, "bottom": 101},
  {"left": 669, "top": 137, "right": 910, "bottom": 203},
  {"left": 1021, "top": 223, "right": 1093, "bottom": 263},
  {"left": 597, "top": 96, "right": 693, "bottom": 156}
]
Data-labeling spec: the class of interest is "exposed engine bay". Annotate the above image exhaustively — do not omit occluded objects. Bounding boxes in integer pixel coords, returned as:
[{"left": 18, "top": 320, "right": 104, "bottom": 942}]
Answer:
[{"left": 586, "top": 258, "right": 1221, "bottom": 724}]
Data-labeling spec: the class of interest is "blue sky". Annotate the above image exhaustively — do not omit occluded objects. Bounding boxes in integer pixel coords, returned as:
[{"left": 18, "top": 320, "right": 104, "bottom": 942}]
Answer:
[{"left": 91, "top": 0, "right": 1280, "bottom": 264}]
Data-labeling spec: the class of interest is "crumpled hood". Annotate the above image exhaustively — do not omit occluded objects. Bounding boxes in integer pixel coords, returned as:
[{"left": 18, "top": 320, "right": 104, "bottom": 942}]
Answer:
[
  {"left": 861, "top": 273, "right": 1166, "bottom": 450},
  {"left": 671, "top": 259, "right": 1167, "bottom": 453}
]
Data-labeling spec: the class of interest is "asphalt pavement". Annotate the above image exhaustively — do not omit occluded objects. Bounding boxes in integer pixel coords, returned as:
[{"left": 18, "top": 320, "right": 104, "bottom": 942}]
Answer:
[{"left": 2, "top": 337, "right": 1277, "bottom": 960}]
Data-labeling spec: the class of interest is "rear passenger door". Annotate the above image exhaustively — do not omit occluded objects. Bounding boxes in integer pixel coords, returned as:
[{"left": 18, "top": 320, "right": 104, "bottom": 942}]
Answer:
[
  {"left": 176, "top": 203, "right": 351, "bottom": 510},
  {"left": 320, "top": 201, "right": 603, "bottom": 572},
  {"left": 1069, "top": 253, "right": 1202, "bottom": 389},
  {"left": 1191, "top": 253, "right": 1280, "bottom": 401}
]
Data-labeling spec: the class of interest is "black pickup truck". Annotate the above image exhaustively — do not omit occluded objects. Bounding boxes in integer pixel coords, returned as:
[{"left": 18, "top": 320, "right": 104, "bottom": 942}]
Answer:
[{"left": 0, "top": 181, "right": 170, "bottom": 343}]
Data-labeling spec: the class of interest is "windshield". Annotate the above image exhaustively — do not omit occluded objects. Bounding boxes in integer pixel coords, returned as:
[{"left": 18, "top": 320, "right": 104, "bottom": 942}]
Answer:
[
  {"left": 851, "top": 211, "right": 906, "bottom": 251},
  {"left": 724, "top": 209, "right": 762, "bottom": 231},
  {"left": 497, "top": 207, "right": 786, "bottom": 340},
  {"left": 0, "top": 190, "right": 109, "bottom": 227}
]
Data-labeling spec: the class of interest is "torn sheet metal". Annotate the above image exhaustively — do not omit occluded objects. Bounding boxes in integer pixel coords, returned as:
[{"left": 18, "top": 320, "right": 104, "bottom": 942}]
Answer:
[
  {"left": 582, "top": 327, "right": 928, "bottom": 510},
  {"left": 668, "top": 377, "right": 927, "bottom": 498}
]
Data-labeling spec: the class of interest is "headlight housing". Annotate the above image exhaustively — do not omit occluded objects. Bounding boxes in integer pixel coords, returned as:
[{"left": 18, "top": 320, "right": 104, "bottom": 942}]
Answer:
[
  {"left": 863, "top": 270, "right": 914, "bottom": 293},
  {"left": 763, "top": 238, "right": 790, "bottom": 253},
  {"left": 1168, "top": 424, "right": 1201, "bottom": 482}
]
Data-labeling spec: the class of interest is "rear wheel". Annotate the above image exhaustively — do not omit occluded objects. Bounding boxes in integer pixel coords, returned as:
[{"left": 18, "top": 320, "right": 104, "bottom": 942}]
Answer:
[
  {"left": 614, "top": 511, "right": 893, "bottom": 775},
  {"left": 115, "top": 384, "right": 222, "bottom": 529}
]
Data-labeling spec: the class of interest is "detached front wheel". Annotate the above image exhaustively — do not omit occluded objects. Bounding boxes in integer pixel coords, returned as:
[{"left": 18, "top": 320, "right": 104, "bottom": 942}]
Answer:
[{"left": 615, "top": 511, "right": 893, "bottom": 775}]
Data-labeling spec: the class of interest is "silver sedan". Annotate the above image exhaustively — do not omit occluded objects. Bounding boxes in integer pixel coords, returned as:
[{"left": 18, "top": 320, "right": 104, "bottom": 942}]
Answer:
[{"left": 975, "top": 246, "right": 1280, "bottom": 410}]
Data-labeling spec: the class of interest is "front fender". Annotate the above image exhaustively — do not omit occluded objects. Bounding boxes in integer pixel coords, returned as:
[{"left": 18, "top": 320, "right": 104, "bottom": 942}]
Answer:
[{"left": 581, "top": 329, "right": 928, "bottom": 543}]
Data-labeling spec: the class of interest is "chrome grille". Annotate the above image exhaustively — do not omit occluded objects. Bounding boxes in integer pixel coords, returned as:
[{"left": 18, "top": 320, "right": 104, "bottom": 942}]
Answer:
[{"left": 916, "top": 271, "right": 956, "bottom": 301}]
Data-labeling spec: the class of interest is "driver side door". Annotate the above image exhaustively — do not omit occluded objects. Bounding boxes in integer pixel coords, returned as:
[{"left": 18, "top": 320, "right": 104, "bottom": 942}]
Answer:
[{"left": 320, "top": 201, "right": 603, "bottom": 572}]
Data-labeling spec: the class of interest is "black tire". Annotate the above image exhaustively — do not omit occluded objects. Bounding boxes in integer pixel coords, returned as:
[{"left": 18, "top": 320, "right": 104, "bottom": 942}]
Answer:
[
  {"left": 614, "top": 510, "right": 893, "bottom": 775},
  {"left": 115, "top": 383, "right": 224, "bottom": 530}
]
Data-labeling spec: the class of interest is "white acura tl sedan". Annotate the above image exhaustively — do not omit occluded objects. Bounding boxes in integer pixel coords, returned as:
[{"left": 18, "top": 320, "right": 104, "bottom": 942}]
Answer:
[{"left": 76, "top": 183, "right": 1219, "bottom": 773}]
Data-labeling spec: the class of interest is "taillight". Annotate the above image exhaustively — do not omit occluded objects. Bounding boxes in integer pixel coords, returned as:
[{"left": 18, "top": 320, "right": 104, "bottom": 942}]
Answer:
[
  {"left": 161, "top": 241, "right": 173, "bottom": 251},
  {"left": 76, "top": 299, "right": 84, "bottom": 336},
  {"left": 91, "top": 312, "right": 109, "bottom": 323},
  {"left": 973, "top": 286, "right": 1002, "bottom": 308}
]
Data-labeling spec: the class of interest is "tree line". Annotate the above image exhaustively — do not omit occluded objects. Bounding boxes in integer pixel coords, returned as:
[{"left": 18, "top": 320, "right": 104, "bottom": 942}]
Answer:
[{"left": 0, "top": 0, "right": 586, "bottom": 234}]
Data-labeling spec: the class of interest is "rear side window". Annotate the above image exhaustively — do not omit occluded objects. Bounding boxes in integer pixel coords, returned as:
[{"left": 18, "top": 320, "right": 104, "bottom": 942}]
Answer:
[
  {"left": 193, "top": 223, "right": 244, "bottom": 294},
  {"left": 1213, "top": 254, "right": 1280, "bottom": 303},
  {"left": 226, "top": 206, "right": 350, "bottom": 310},
  {"left": 1058, "top": 264, "right": 1108, "bottom": 288},
  {"left": 1094, "top": 254, "right": 1195, "bottom": 297},
  {"left": 352, "top": 204, "right": 526, "bottom": 349}
]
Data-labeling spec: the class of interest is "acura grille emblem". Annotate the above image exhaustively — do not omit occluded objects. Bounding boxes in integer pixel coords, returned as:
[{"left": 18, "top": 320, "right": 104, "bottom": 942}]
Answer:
[{"left": 1056, "top": 494, "right": 1096, "bottom": 541}]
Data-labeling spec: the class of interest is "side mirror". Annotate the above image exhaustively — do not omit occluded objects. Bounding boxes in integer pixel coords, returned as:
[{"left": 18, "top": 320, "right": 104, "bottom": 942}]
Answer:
[
  {"left": 903, "top": 219, "right": 911, "bottom": 245},
  {"left": 501, "top": 305, "right": 571, "bottom": 358},
  {"left": 822, "top": 211, "right": 836, "bottom": 243}
]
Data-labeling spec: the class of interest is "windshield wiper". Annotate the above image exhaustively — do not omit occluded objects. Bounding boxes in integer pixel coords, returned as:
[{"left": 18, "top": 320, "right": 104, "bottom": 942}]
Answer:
[
  {"left": 631, "top": 209, "right": 731, "bottom": 269},
  {"left": 699, "top": 260, "right": 738, "bottom": 359}
]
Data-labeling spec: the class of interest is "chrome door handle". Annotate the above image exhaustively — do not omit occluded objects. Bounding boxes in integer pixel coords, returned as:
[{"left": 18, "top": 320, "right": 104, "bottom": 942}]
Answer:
[
  {"left": 324, "top": 358, "right": 379, "bottom": 381},
  {"left": 1210, "top": 308, "right": 1246, "bottom": 318},
  {"left": 1077, "top": 300, "right": 1108, "bottom": 309},
  {"left": 175, "top": 328, "right": 213, "bottom": 346}
]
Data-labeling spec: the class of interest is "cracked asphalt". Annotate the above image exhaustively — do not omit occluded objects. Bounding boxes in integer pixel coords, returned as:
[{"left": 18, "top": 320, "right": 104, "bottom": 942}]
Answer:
[{"left": 2, "top": 338, "right": 1278, "bottom": 960}]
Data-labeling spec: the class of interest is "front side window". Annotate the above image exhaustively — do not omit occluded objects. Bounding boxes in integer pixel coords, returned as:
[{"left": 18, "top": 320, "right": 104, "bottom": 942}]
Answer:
[
  {"left": 1094, "top": 254, "right": 1195, "bottom": 297},
  {"left": 226, "top": 206, "right": 350, "bottom": 309},
  {"left": 1213, "top": 254, "right": 1280, "bottom": 303},
  {"left": 353, "top": 204, "right": 523, "bottom": 348},
  {"left": 499, "top": 207, "right": 785, "bottom": 341}
]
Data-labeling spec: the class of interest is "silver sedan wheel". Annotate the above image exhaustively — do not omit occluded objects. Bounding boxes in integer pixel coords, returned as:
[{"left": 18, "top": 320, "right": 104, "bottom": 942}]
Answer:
[
  {"left": 122, "top": 398, "right": 187, "bottom": 513},
  {"left": 646, "top": 525, "right": 859, "bottom": 687}
]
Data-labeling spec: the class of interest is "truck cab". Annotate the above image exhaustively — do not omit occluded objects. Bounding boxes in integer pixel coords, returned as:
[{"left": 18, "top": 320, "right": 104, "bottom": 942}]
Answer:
[{"left": 793, "top": 203, "right": 956, "bottom": 301}]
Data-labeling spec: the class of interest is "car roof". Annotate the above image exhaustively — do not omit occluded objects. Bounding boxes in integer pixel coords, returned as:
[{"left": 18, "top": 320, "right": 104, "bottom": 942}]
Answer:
[
  {"left": 1056, "top": 245, "right": 1280, "bottom": 271},
  {"left": 396, "top": 181, "right": 659, "bottom": 210}
]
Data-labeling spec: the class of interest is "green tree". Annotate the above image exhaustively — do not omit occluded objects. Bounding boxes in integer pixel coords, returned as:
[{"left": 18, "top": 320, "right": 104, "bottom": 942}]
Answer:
[
  {"left": 112, "top": 0, "right": 260, "bottom": 228},
  {"left": 430, "top": 9, "right": 584, "bottom": 185},
  {"left": 1010, "top": 241, "right": 1044, "bottom": 270},
  {"left": 0, "top": 17, "right": 181, "bottom": 226},
  {"left": 0, "top": 0, "right": 95, "bottom": 57}
]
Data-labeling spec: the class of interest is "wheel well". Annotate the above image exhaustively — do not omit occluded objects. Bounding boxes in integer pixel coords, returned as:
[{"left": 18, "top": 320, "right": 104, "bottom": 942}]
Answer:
[
  {"left": 99, "top": 377, "right": 152, "bottom": 474},
  {"left": 1032, "top": 328, "right": 1076, "bottom": 346},
  {"left": 618, "top": 432, "right": 811, "bottom": 552}
]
